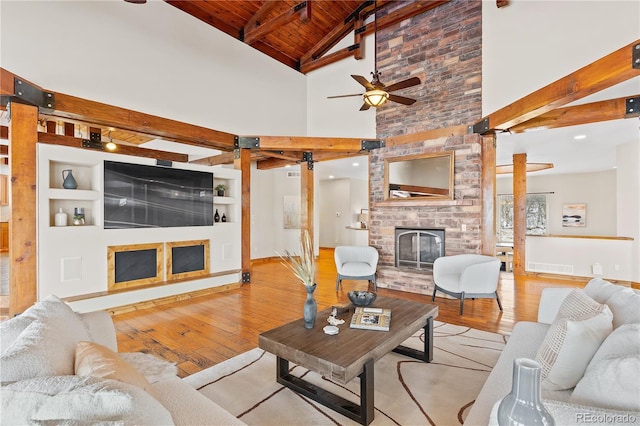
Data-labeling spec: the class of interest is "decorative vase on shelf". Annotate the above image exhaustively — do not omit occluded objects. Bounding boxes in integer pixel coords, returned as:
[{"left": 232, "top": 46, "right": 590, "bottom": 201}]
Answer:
[
  {"left": 221, "top": 213, "right": 227, "bottom": 222},
  {"left": 214, "top": 209, "right": 220, "bottom": 223},
  {"left": 54, "top": 208, "right": 67, "bottom": 227},
  {"left": 497, "top": 358, "right": 554, "bottom": 426},
  {"left": 303, "top": 284, "right": 317, "bottom": 329},
  {"left": 62, "top": 169, "right": 77, "bottom": 189}
]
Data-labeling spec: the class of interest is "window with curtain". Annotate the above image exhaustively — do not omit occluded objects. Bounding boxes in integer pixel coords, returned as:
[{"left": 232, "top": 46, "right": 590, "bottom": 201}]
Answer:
[{"left": 497, "top": 194, "right": 548, "bottom": 243}]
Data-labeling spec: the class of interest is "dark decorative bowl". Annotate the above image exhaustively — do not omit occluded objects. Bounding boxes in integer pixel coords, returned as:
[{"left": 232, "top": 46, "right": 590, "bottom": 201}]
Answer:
[{"left": 348, "top": 290, "right": 377, "bottom": 307}]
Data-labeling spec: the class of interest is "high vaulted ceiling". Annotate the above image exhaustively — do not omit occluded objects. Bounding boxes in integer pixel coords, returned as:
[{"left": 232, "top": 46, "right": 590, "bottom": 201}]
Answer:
[{"left": 164, "top": 0, "right": 448, "bottom": 73}]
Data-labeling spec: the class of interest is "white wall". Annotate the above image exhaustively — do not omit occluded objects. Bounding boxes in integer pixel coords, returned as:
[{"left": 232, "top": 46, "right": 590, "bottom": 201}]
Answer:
[
  {"left": 306, "top": 30, "right": 376, "bottom": 139},
  {"left": 617, "top": 140, "right": 640, "bottom": 281},
  {"left": 0, "top": 0, "right": 306, "bottom": 135},
  {"left": 482, "top": 0, "right": 639, "bottom": 114},
  {"left": 497, "top": 170, "right": 617, "bottom": 236}
]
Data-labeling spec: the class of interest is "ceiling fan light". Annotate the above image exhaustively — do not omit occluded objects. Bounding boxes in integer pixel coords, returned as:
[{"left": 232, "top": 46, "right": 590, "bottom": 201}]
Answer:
[{"left": 363, "top": 89, "right": 389, "bottom": 107}]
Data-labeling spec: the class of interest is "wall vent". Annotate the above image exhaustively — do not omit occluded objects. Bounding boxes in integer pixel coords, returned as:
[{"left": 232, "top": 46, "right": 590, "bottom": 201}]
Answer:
[
  {"left": 287, "top": 171, "right": 300, "bottom": 178},
  {"left": 527, "top": 262, "right": 574, "bottom": 275}
]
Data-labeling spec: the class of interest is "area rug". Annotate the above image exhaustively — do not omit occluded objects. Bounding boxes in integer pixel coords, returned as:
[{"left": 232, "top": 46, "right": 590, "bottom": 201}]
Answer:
[{"left": 185, "top": 322, "right": 507, "bottom": 425}]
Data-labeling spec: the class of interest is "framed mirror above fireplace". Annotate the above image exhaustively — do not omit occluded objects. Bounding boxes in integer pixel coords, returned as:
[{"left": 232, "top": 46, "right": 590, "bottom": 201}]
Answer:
[{"left": 384, "top": 151, "right": 454, "bottom": 200}]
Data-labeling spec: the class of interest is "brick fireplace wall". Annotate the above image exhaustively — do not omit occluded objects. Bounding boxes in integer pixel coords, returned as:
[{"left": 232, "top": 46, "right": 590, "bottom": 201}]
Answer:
[{"left": 369, "top": 1, "right": 484, "bottom": 295}]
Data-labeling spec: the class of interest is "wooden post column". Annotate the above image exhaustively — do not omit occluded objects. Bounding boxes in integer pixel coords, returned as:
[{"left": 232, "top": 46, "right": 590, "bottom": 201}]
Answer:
[
  {"left": 481, "top": 134, "right": 497, "bottom": 255},
  {"left": 9, "top": 102, "right": 39, "bottom": 315},
  {"left": 235, "top": 148, "right": 252, "bottom": 284},
  {"left": 512, "top": 153, "right": 527, "bottom": 275},
  {"left": 300, "top": 156, "right": 314, "bottom": 246}
]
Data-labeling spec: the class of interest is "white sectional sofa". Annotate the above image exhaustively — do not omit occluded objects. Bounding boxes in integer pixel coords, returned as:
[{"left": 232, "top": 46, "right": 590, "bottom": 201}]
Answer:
[
  {"left": 465, "top": 278, "right": 640, "bottom": 425},
  {"left": 0, "top": 295, "right": 245, "bottom": 425}
]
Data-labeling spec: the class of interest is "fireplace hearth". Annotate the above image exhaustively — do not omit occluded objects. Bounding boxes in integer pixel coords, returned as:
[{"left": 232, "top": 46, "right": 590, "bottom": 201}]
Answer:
[{"left": 395, "top": 228, "right": 445, "bottom": 270}]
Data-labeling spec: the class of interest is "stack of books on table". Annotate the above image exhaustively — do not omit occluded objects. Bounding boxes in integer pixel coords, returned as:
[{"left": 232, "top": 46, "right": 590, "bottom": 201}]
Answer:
[{"left": 349, "top": 307, "right": 391, "bottom": 331}]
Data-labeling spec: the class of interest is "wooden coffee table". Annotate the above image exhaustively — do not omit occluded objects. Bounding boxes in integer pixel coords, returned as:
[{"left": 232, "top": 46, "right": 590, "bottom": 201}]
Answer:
[{"left": 258, "top": 296, "right": 438, "bottom": 425}]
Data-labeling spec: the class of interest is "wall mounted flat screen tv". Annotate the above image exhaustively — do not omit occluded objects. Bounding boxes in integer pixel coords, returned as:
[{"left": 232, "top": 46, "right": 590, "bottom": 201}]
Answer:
[{"left": 104, "top": 161, "right": 214, "bottom": 229}]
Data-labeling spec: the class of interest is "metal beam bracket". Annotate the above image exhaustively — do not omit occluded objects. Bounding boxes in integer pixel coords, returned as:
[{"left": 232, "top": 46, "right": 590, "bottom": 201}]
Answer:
[
  {"left": 468, "top": 117, "right": 490, "bottom": 134},
  {"left": 14, "top": 78, "right": 55, "bottom": 113},
  {"left": 633, "top": 43, "right": 640, "bottom": 69},
  {"left": 294, "top": 1, "right": 307, "bottom": 12},
  {"left": 81, "top": 139, "right": 104, "bottom": 150},
  {"left": 236, "top": 136, "right": 260, "bottom": 149},
  {"left": 302, "top": 151, "right": 314, "bottom": 170},
  {"left": 625, "top": 96, "right": 640, "bottom": 116},
  {"left": 242, "top": 272, "right": 251, "bottom": 283},
  {"left": 234, "top": 148, "right": 241, "bottom": 159},
  {"left": 361, "top": 139, "right": 385, "bottom": 151},
  {"left": 90, "top": 130, "right": 101, "bottom": 142}
]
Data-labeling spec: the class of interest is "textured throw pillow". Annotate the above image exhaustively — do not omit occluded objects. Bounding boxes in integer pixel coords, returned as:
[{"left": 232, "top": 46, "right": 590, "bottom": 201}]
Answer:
[
  {"left": 535, "top": 289, "right": 613, "bottom": 391},
  {"left": 0, "top": 315, "right": 33, "bottom": 353},
  {"left": 1, "top": 319, "right": 87, "bottom": 382},
  {"left": 75, "top": 341, "right": 155, "bottom": 396},
  {"left": 0, "top": 375, "right": 174, "bottom": 425},
  {"left": 569, "top": 354, "right": 640, "bottom": 411},
  {"left": 569, "top": 324, "right": 640, "bottom": 411},
  {"left": 0, "top": 294, "right": 92, "bottom": 382}
]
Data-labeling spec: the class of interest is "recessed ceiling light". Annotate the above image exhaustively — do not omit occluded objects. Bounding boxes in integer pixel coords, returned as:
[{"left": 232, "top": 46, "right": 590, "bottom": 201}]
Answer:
[
  {"left": 352, "top": 162, "right": 359, "bottom": 167},
  {"left": 574, "top": 134, "right": 587, "bottom": 140},
  {"left": 329, "top": 175, "right": 335, "bottom": 179}
]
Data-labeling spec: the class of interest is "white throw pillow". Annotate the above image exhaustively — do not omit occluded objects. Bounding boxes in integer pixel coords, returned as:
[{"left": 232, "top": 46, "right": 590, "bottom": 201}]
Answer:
[
  {"left": 605, "top": 289, "right": 640, "bottom": 329},
  {"left": 0, "top": 296, "right": 92, "bottom": 382},
  {"left": 535, "top": 289, "right": 613, "bottom": 391},
  {"left": 569, "top": 324, "right": 640, "bottom": 411},
  {"left": 570, "top": 354, "right": 640, "bottom": 411},
  {"left": 75, "top": 341, "right": 155, "bottom": 396},
  {"left": 0, "top": 375, "right": 175, "bottom": 425},
  {"left": 584, "top": 278, "right": 623, "bottom": 304},
  {"left": 0, "top": 315, "right": 32, "bottom": 353}
]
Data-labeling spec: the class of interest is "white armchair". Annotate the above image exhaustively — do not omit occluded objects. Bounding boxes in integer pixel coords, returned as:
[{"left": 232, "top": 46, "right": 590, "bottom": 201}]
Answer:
[
  {"left": 334, "top": 246, "right": 379, "bottom": 291},
  {"left": 431, "top": 254, "right": 502, "bottom": 315}
]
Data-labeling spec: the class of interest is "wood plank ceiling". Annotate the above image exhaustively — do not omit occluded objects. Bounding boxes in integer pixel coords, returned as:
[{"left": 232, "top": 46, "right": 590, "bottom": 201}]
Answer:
[{"left": 163, "top": 0, "right": 445, "bottom": 74}]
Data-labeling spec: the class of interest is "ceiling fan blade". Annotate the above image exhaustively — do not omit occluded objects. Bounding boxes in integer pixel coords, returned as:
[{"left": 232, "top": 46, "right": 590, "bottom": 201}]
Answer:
[
  {"left": 351, "top": 75, "right": 374, "bottom": 90},
  {"left": 388, "top": 94, "right": 417, "bottom": 105},
  {"left": 384, "top": 76, "right": 421, "bottom": 93},
  {"left": 359, "top": 103, "right": 371, "bottom": 111},
  {"left": 327, "top": 93, "right": 363, "bottom": 99}
]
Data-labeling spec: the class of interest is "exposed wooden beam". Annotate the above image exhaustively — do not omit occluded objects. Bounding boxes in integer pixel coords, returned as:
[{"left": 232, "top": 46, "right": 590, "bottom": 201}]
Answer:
[
  {"left": 300, "top": 45, "right": 360, "bottom": 74},
  {"left": 299, "top": 16, "right": 355, "bottom": 65},
  {"left": 0, "top": 126, "right": 7, "bottom": 139},
  {"left": 0, "top": 145, "right": 7, "bottom": 156},
  {"left": 36, "top": 131, "right": 189, "bottom": 163},
  {"left": 475, "top": 39, "right": 640, "bottom": 133},
  {"left": 249, "top": 135, "right": 368, "bottom": 152},
  {"left": 244, "top": 0, "right": 278, "bottom": 33},
  {"left": 386, "top": 124, "right": 468, "bottom": 146},
  {"left": 508, "top": 95, "right": 640, "bottom": 133},
  {"left": 243, "top": 1, "right": 308, "bottom": 45},
  {"left": 9, "top": 102, "right": 38, "bottom": 315},
  {"left": 1, "top": 68, "right": 237, "bottom": 150},
  {"left": 255, "top": 150, "right": 364, "bottom": 170},
  {"left": 190, "top": 151, "right": 236, "bottom": 166}
]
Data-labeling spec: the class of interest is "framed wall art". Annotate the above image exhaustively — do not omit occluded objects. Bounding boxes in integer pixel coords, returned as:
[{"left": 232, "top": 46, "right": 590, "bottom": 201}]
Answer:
[{"left": 562, "top": 203, "right": 586, "bottom": 227}]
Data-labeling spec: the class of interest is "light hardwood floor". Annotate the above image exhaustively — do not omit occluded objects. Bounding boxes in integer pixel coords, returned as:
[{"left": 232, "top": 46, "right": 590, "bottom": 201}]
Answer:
[{"left": 113, "top": 248, "right": 586, "bottom": 378}]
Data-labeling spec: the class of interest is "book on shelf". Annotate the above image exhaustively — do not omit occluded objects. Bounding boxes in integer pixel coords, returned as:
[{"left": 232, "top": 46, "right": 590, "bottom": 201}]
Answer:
[{"left": 350, "top": 307, "right": 392, "bottom": 331}]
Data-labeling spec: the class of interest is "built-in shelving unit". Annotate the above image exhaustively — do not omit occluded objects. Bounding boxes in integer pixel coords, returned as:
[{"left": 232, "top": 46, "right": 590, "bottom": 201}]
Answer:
[{"left": 37, "top": 144, "right": 242, "bottom": 310}]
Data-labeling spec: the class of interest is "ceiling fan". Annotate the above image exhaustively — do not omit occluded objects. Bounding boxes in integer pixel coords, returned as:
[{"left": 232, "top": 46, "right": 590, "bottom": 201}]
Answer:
[{"left": 327, "top": 1, "right": 421, "bottom": 111}]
